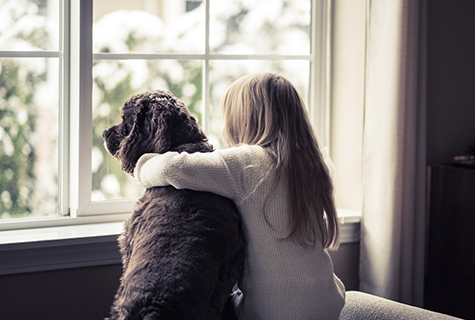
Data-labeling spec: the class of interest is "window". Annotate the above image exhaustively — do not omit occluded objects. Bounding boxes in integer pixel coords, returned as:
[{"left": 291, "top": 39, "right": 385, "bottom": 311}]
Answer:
[
  {"left": 0, "top": 0, "right": 61, "bottom": 219},
  {"left": 0, "top": 0, "right": 331, "bottom": 225}
]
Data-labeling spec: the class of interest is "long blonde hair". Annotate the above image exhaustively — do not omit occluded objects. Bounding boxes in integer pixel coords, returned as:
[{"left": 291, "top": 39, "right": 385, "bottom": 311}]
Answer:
[{"left": 220, "top": 73, "right": 339, "bottom": 250}]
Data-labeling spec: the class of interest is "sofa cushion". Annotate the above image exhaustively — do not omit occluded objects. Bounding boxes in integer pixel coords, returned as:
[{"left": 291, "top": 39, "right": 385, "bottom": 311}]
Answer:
[{"left": 339, "top": 291, "right": 463, "bottom": 320}]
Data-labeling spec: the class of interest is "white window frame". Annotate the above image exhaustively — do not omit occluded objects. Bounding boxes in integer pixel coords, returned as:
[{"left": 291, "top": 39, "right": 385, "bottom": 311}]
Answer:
[{"left": 0, "top": 0, "right": 333, "bottom": 229}]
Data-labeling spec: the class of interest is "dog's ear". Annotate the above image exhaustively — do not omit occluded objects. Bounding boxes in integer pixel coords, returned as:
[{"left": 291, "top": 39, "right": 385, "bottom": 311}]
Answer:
[
  {"left": 118, "top": 92, "right": 180, "bottom": 174},
  {"left": 150, "top": 97, "right": 177, "bottom": 152},
  {"left": 117, "top": 96, "right": 157, "bottom": 175}
]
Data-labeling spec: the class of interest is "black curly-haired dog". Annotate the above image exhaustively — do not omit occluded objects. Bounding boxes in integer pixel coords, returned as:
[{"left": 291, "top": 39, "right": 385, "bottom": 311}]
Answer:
[{"left": 102, "top": 90, "right": 245, "bottom": 320}]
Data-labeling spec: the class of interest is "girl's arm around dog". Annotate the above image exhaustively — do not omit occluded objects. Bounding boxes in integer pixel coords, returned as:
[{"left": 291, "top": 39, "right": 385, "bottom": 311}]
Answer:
[{"left": 134, "top": 144, "right": 272, "bottom": 202}]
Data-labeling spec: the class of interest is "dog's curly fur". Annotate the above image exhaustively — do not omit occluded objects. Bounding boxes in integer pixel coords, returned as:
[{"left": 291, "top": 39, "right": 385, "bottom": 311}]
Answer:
[{"left": 103, "top": 90, "right": 246, "bottom": 320}]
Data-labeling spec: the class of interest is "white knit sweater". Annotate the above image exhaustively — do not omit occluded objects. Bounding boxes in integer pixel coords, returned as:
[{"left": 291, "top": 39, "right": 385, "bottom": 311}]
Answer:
[{"left": 134, "top": 144, "right": 346, "bottom": 320}]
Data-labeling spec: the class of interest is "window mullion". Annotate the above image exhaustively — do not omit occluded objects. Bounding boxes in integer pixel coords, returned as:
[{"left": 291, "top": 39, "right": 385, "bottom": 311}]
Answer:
[
  {"left": 202, "top": 0, "right": 211, "bottom": 134},
  {"left": 69, "top": 0, "right": 93, "bottom": 217},
  {"left": 59, "top": 0, "right": 70, "bottom": 216}
]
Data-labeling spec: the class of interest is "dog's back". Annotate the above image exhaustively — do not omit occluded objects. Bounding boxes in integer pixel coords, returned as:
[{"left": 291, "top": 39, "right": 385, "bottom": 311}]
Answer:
[{"left": 111, "top": 187, "right": 244, "bottom": 320}]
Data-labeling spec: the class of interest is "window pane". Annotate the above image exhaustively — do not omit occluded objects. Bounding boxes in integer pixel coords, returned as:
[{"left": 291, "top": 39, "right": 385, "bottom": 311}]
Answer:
[
  {"left": 0, "top": 0, "right": 60, "bottom": 51},
  {"left": 0, "top": 58, "right": 59, "bottom": 219},
  {"left": 91, "top": 59, "right": 202, "bottom": 200},
  {"left": 93, "top": 0, "right": 204, "bottom": 54},
  {"left": 208, "top": 60, "right": 310, "bottom": 148},
  {"left": 210, "top": 0, "right": 311, "bottom": 55}
]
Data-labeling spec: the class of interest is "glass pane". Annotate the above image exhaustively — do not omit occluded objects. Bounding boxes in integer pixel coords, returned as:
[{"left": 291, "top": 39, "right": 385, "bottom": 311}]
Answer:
[
  {"left": 209, "top": 60, "right": 310, "bottom": 148},
  {"left": 93, "top": 0, "right": 204, "bottom": 53},
  {"left": 0, "top": 58, "right": 59, "bottom": 219},
  {"left": 210, "top": 0, "right": 311, "bottom": 55},
  {"left": 92, "top": 59, "right": 202, "bottom": 200},
  {"left": 0, "top": 0, "right": 60, "bottom": 51}
]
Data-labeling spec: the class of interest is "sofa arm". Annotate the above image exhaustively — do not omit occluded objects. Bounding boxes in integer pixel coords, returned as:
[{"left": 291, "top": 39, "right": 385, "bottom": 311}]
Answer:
[{"left": 339, "top": 291, "right": 463, "bottom": 320}]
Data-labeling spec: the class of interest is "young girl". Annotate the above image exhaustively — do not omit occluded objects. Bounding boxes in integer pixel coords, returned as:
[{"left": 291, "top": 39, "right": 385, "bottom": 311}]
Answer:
[{"left": 134, "top": 73, "right": 345, "bottom": 319}]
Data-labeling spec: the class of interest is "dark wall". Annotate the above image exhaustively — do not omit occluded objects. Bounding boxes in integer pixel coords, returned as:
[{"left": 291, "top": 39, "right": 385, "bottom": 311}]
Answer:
[
  {"left": 0, "top": 243, "right": 360, "bottom": 320},
  {"left": 0, "top": 265, "right": 122, "bottom": 320},
  {"left": 331, "top": 242, "right": 360, "bottom": 291},
  {"left": 427, "top": 0, "right": 475, "bottom": 165},
  {"left": 425, "top": 1, "right": 475, "bottom": 317}
]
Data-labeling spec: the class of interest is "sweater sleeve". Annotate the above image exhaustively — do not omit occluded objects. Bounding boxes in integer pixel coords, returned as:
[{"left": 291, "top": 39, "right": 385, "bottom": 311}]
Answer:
[{"left": 133, "top": 145, "right": 269, "bottom": 201}]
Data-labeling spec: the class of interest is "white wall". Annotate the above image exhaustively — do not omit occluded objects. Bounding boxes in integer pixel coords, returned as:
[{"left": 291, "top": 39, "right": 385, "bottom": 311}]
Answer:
[{"left": 330, "top": 0, "right": 366, "bottom": 212}]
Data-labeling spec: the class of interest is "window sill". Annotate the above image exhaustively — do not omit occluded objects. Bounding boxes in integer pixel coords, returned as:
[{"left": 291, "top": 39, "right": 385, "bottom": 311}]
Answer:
[
  {"left": 0, "top": 221, "right": 124, "bottom": 276},
  {"left": 0, "top": 209, "right": 360, "bottom": 276},
  {"left": 338, "top": 209, "right": 361, "bottom": 244}
]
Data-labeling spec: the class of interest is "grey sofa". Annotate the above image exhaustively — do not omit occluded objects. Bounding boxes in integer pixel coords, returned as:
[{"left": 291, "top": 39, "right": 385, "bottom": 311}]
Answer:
[{"left": 340, "top": 291, "right": 463, "bottom": 320}]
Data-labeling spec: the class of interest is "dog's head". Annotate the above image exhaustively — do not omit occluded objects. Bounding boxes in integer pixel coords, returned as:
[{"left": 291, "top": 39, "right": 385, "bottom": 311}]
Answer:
[{"left": 103, "top": 90, "right": 210, "bottom": 175}]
